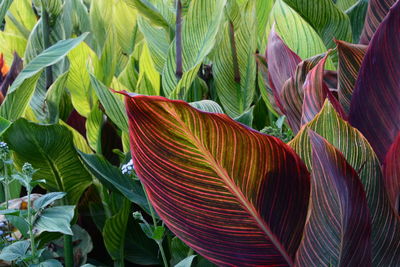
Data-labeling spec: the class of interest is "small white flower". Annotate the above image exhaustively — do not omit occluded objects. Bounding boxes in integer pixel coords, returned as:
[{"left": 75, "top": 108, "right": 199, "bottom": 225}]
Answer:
[{"left": 121, "top": 159, "right": 135, "bottom": 175}]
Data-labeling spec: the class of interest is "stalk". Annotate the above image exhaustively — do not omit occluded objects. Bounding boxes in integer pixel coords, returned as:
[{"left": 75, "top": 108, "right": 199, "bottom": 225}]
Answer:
[
  {"left": 63, "top": 235, "right": 74, "bottom": 267},
  {"left": 141, "top": 183, "right": 168, "bottom": 267},
  {"left": 41, "top": 4, "right": 53, "bottom": 89},
  {"left": 27, "top": 185, "right": 37, "bottom": 263},
  {"left": 175, "top": 0, "right": 183, "bottom": 79}
]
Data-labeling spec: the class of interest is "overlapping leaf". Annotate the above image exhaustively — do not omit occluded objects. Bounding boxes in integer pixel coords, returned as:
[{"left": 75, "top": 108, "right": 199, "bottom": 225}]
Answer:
[
  {"left": 349, "top": 1, "right": 400, "bottom": 162},
  {"left": 336, "top": 40, "right": 367, "bottom": 113},
  {"left": 0, "top": 34, "right": 88, "bottom": 121},
  {"left": 345, "top": 0, "right": 369, "bottom": 43},
  {"left": 282, "top": 0, "right": 352, "bottom": 49},
  {"left": 290, "top": 101, "right": 400, "bottom": 266},
  {"left": 295, "top": 131, "right": 371, "bottom": 266},
  {"left": 280, "top": 54, "right": 324, "bottom": 133},
  {"left": 266, "top": 28, "right": 301, "bottom": 114},
  {"left": 359, "top": 0, "right": 396, "bottom": 44},
  {"left": 121, "top": 92, "right": 310, "bottom": 265},
  {"left": 383, "top": 132, "right": 400, "bottom": 215},
  {"left": 162, "top": 0, "right": 226, "bottom": 98}
]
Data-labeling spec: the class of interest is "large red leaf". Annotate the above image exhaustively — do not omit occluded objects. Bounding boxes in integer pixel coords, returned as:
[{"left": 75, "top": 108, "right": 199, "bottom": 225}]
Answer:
[
  {"left": 267, "top": 27, "right": 301, "bottom": 114},
  {"left": 349, "top": 1, "right": 400, "bottom": 162},
  {"left": 295, "top": 131, "right": 371, "bottom": 266},
  {"left": 336, "top": 40, "right": 367, "bottom": 114},
  {"left": 122, "top": 92, "right": 310, "bottom": 266},
  {"left": 359, "top": 0, "right": 397, "bottom": 44},
  {"left": 383, "top": 132, "right": 400, "bottom": 215}
]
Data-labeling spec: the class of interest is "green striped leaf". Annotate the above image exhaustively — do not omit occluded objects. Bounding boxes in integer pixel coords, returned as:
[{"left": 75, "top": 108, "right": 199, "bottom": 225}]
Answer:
[
  {"left": 290, "top": 101, "right": 400, "bottom": 266},
  {"left": 359, "top": 0, "right": 396, "bottom": 44},
  {"left": 0, "top": 33, "right": 89, "bottom": 121},
  {"left": 3, "top": 119, "right": 93, "bottom": 204},
  {"left": 123, "top": 0, "right": 170, "bottom": 29},
  {"left": 383, "top": 133, "right": 400, "bottom": 215},
  {"left": 103, "top": 196, "right": 131, "bottom": 262},
  {"left": 213, "top": 0, "right": 257, "bottom": 117},
  {"left": 336, "top": 40, "right": 366, "bottom": 114},
  {"left": 282, "top": 0, "right": 353, "bottom": 48},
  {"left": 268, "top": 0, "right": 334, "bottom": 69},
  {"left": 189, "top": 100, "right": 224, "bottom": 114},
  {"left": 349, "top": 1, "right": 400, "bottom": 162},
  {"left": 85, "top": 103, "right": 103, "bottom": 152},
  {"left": 0, "top": 0, "right": 13, "bottom": 24},
  {"left": 295, "top": 131, "right": 371, "bottom": 266},
  {"left": 162, "top": 0, "right": 226, "bottom": 98},
  {"left": 66, "top": 41, "right": 97, "bottom": 117},
  {"left": 345, "top": 0, "right": 368, "bottom": 43},
  {"left": 122, "top": 92, "right": 310, "bottom": 265},
  {"left": 45, "top": 71, "right": 70, "bottom": 124},
  {"left": 90, "top": 74, "right": 128, "bottom": 132}
]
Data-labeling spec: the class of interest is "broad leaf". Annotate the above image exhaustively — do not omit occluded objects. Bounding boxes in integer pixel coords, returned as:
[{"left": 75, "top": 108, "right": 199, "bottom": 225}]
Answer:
[
  {"left": 121, "top": 92, "right": 310, "bottom": 265},
  {"left": 0, "top": 0, "right": 13, "bottom": 24},
  {"left": 349, "top": 1, "right": 400, "bottom": 162},
  {"left": 0, "top": 33, "right": 89, "bottom": 121},
  {"left": 34, "top": 206, "right": 75, "bottom": 235},
  {"left": 295, "top": 131, "right": 371, "bottom": 266},
  {"left": 3, "top": 119, "right": 93, "bottom": 204},
  {"left": 33, "top": 192, "right": 66, "bottom": 211},
  {"left": 268, "top": 0, "right": 333, "bottom": 69},
  {"left": 189, "top": 100, "right": 224, "bottom": 114},
  {"left": 0, "top": 240, "right": 30, "bottom": 262},
  {"left": 383, "top": 132, "right": 400, "bottom": 215},
  {"left": 124, "top": 0, "right": 170, "bottom": 29},
  {"left": 336, "top": 40, "right": 367, "bottom": 114},
  {"left": 345, "top": 0, "right": 369, "bottom": 43},
  {"left": 359, "top": 0, "right": 396, "bottom": 44},
  {"left": 290, "top": 101, "right": 400, "bottom": 266},
  {"left": 282, "top": 0, "right": 352, "bottom": 49}
]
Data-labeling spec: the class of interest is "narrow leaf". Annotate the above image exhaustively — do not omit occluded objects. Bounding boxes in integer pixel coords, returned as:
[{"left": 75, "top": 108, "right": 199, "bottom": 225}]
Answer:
[{"left": 336, "top": 40, "right": 367, "bottom": 114}]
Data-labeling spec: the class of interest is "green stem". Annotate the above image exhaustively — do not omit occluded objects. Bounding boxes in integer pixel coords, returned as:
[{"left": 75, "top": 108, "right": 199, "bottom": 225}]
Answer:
[
  {"left": 4, "top": 164, "right": 10, "bottom": 210},
  {"left": 63, "top": 235, "right": 74, "bottom": 267},
  {"left": 157, "top": 240, "right": 168, "bottom": 267},
  {"left": 41, "top": 4, "right": 53, "bottom": 89},
  {"left": 141, "top": 183, "right": 168, "bottom": 267},
  {"left": 27, "top": 186, "right": 37, "bottom": 263}
]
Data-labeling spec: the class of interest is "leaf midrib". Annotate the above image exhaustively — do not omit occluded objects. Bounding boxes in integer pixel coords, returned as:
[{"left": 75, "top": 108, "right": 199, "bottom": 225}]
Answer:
[{"left": 166, "top": 105, "right": 293, "bottom": 266}]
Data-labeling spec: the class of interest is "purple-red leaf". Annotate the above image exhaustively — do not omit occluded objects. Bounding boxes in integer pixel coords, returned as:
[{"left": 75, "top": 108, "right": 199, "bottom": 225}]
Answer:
[
  {"left": 295, "top": 131, "right": 372, "bottom": 266},
  {"left": 267, "top": 27, "right": 301, "bottom": 113},
  {"left": 349, "top": 1, "right": 400, "bottom": 162},
  {"left": 122, "top": 93, "right": 310, "bottom": 266},
  {"left": 336, "top": 40, "right": 367, "bottom": 114},
  {"left": 383, "top": 132, "right": 400, "bottom": 215},
  {"left": 359, "top": 0, "right": 397, "bottom": 44},
  {"left": 301, "top": 53, "right": 345, "bottom": 125},
  {"left": 280, "top": 54, "right": 324, "bottom": 133}
]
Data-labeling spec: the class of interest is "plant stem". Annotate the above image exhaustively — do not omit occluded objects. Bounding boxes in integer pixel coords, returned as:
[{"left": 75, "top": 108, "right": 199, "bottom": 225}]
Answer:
[
  {"left": 141, "top": 183, "right": 168, "bottom": 267},
  {"left": 41, "top": 4, "right": 53, "bottom": 89},
  {"left": 175, "top": 0, "right": 183, "bottom": 79},
  {"left": 157, "top": 240, "right": 168, "bottom": 267},
  {"left": 4, "top": 164, "right": 9, "bottom": 209},
  {"left": 63, "top": 235, "right": 74, "bottom": 267},
  {"left": 27, "top": 185, "right": 37, "bottom": 263}
]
